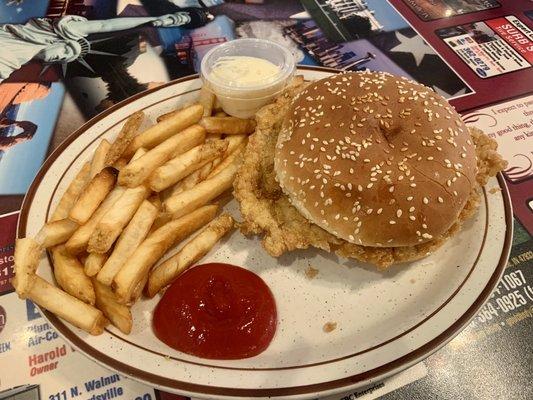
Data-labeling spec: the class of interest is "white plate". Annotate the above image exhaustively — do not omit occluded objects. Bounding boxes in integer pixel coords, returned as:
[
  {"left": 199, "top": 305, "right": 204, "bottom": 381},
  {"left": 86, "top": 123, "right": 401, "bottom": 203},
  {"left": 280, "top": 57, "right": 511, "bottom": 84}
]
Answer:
[{"left": 18, "top": 67, "right": 512, "bottom": 399}]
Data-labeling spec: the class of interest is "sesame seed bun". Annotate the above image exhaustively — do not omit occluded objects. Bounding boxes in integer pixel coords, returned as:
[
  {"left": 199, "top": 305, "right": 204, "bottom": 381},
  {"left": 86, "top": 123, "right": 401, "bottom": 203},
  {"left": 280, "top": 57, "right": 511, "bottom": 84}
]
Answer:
[{"left": 274, "top": 71, "right": 477, "bottom": 247}]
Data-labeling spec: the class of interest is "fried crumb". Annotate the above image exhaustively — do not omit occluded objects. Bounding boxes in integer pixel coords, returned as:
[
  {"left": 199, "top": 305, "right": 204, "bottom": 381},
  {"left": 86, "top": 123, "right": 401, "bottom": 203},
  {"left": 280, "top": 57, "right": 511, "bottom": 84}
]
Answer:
[
  {"left": 323, "top": 322, "right": 337, "bottom": 333},
  {"left": 305, "top": 266, "right": 319, "bottom": 279},
  {"left": 489, "top": 187, "right": 502, "bottom": 194}
]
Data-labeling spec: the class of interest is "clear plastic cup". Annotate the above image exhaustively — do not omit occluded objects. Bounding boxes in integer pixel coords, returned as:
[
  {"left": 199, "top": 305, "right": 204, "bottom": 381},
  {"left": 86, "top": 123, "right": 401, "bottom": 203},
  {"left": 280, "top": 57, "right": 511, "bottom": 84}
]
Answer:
[{"left": 200, "top": 38, "right": 296, "bottom": 118}]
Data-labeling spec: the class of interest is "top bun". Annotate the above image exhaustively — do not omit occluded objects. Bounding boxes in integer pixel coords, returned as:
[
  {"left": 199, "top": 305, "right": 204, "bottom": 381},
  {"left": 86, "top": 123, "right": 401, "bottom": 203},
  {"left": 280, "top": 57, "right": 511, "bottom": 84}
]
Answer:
[{"left": 274, "top": 71, "right": 477, "bottom": 247}]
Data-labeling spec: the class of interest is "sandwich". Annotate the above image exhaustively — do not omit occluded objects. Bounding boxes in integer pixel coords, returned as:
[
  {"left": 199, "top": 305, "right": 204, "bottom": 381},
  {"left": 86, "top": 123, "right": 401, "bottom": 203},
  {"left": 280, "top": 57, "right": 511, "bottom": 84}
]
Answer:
[{"left": 234, "top": 71, "right": 507, "bottom": 269}]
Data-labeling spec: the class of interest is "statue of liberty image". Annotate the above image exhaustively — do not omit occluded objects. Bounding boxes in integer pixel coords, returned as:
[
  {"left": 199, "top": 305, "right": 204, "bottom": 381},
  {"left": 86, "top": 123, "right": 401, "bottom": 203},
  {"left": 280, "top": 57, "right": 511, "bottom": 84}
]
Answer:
[{"left": 0, "top": 9, "right": 214, "bottom": 83}]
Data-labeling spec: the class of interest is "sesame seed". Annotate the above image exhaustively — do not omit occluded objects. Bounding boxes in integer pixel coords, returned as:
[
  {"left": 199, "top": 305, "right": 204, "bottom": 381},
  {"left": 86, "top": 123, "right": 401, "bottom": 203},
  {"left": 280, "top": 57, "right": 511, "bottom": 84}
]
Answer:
[
  {"left": 397, "top": 210, "right": 402, "bottom": 218},
  {"left": 409, "top": 216, "right": 416, "bottom": 221},
  {"left": 423, "top": 197, "right": 429, "bottom": 204},
  {"left": 389, "top": 220, "right": 396, "bottom": 224},
  {"left": 438, "top": 197, "right": 444, "bottom": 203}
]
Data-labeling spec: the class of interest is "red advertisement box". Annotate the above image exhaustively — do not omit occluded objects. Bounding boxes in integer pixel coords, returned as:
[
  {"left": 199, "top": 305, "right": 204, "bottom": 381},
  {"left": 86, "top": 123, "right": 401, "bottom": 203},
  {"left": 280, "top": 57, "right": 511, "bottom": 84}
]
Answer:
[
  {"left": 485, "top": 16, "right": 533, "bottom": 64},
  {"left": 0, "top": 211, "right": 18, "bottom": 295}
]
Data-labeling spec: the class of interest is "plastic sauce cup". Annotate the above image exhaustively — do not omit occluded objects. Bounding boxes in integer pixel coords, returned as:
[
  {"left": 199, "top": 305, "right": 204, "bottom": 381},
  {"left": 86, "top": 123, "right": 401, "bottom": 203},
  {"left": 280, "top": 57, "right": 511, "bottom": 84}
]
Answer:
[{"left": 200, "top": 39, "right": 296, "bottom": 118}]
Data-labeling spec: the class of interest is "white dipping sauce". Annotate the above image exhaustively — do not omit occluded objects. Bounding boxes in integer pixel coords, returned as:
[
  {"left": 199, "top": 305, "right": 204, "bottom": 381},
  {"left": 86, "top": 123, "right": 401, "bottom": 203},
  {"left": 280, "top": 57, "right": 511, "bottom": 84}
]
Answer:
[
  {"left": 209, "top": 56, "right": 281, "bottom": 87},
  {"left": 204, "top": 55, "right": 290, "bottom": 118}
]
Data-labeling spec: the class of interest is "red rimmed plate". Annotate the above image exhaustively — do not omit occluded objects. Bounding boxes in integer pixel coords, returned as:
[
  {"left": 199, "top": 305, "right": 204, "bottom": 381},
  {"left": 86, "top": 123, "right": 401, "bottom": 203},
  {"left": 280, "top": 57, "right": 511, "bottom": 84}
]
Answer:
[{"left": 18, "top": 67, "right": 512, "bottom": 399}]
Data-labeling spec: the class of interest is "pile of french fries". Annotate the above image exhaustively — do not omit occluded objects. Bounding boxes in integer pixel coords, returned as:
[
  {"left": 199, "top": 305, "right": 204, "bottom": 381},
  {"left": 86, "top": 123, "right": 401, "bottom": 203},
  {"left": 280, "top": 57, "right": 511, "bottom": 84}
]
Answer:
[{"left": 13, "top": 88, "right": 254, "bottom": 336}]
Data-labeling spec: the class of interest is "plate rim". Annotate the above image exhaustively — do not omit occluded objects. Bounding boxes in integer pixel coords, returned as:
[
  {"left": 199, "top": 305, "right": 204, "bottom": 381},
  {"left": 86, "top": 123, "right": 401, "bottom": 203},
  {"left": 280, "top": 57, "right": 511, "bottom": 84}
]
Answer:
[{"left": 17, "top": 66, "right": 514, "bottom": 398}]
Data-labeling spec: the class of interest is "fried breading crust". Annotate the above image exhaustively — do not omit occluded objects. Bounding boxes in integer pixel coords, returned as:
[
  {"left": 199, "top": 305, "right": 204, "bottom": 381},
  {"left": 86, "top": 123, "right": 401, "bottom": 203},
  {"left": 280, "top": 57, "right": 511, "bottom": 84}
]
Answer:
[{"left": 233, "top": 79, "right": 507, "bottom": 270}]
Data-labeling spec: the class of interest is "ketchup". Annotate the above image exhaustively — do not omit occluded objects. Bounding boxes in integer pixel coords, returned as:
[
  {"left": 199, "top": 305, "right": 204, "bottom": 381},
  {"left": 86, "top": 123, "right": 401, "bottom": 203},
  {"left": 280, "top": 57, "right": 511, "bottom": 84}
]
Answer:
[{"left": 153, "top": 263, "right": 277, "bottom": 359}]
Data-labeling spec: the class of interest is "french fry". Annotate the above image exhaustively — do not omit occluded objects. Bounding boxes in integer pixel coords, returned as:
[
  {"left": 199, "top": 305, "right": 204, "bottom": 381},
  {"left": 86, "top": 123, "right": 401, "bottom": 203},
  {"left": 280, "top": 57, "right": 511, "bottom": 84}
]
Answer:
[
  {"left": 170, "top": 158, "right": 218, "bottom": 196},
  {"left": 171, "top": 137, "right": 246, "bottom": 195},
  {"left": 65, "top": 186, "right": 126, "bottom": 255},
  {"left": 199, "top": 116, "right": 256, "bottom": 135},
  {"left": 130, "top": 147, "right": 147, "bottom": 161},
  {"left": 213, "top": 97, "right": 223, "bottom": 112},
  {"left": 35, "top": 219, "right": 78, "bottom": 248},
  {"left": 168, "top": 138, "right": 240, "bottom": 196},
  {"left": 156, "top": 109, "right": 179, "bottom": 123},
  {"left": 125, "top": 104, "right": 203, "bottom": 156},
  {"left": 113, "top": 148, "right": 147, "bottom": 171},
  {"left": 118, "top": 125, "right": 205, "bottom": 188},
  {"left": 88, "top": 185, "right": 150, "bottom": 253},
  {"left": 97, "top": 200, "right": 159, "bottom": 286},
  {"left": 204, "top": 135, "right": 247, "bottom": 179},
  {"left": 51, "top": 246, "right": 95, "bottom": 305},
  {"left": 149, "top": 211, "right": 172, "bottom": 233},
  {"left": 169, "top": 167, "right": 204, "bottom": 196},
  {"left": 90, "top": 139, "right": 111, "bottom": 178},
  {"left": 50, "top": 162, "right": 91, "bottom": 222},
  {"left": 198, "top": 86, "right": 215, "bottom": 117},
  {"left": 148, "top": 213, "right": 234, "bottom": 296},
  {"left": 149, "top": 140, "right": 228, "bottom": 192},
  {"left": 206, "top": 133, "right": 222, "bottom": 141},
  {"left": 26, "top": 276, "right": 107, "bottom": 335},
  {"left": 224, "top": 134, "right": 247, "bottom": 154},
  {"left": 104, "top": 111, "right": 144, "bottom": 166},
  {"left": 93, "top": 279, "right": 132, "bottom": 334},
  {"left": 78, "top": 252, "right": 89, "bottom": 265},
  {"left": 130, "top": 273, "right": 148, "bottom": 304},
  {"left": 12, "top": 238, "right": 42, "bottom": 299},
  {"left": 68, "top": 167, "right": 118, "bottom": 224},
  {"left": 164, "top": 157, "right": 240, "bottom": 217},
  {"left": 207, "top": 142, "right": 245, "bottom": 179},
  {"left": 113, "top": 147, "right": 147, "bottom": 171},
  {"left": 84, "top": 252, "right": 108, "bottom": 277},
  {"left": 155, "top": 101, "right": 197, "bottom": 123},
  {"left": 149, "top": 193, "right": 162, "bottom": 209},
  {"left": 113, "top": 205, "right": 218, "bottom": 303},
  {"left": 113, "top": 158, "right": 128, "bottom": 171}
]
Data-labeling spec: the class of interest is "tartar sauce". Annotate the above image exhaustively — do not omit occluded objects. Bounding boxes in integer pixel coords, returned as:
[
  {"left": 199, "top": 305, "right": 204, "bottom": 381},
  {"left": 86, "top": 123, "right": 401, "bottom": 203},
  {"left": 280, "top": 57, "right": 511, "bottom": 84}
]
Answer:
[
  {"left": 209, "top": 56, "right": 281, "bottom": 87},
  {"left": 201, "top": 39, "right": 295, "bottom": 118}
]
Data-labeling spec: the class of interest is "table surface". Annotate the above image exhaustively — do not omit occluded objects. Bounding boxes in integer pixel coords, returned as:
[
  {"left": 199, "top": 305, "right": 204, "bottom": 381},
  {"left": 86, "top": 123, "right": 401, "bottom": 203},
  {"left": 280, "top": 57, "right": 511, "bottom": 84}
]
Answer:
[{"left": 0, "top": 1, "right": 531, "bottom": 399}]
